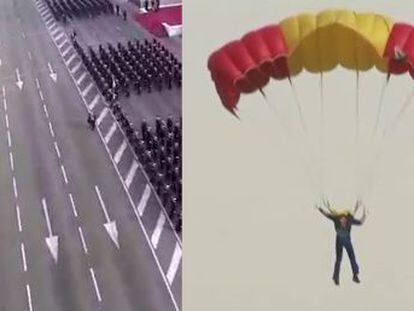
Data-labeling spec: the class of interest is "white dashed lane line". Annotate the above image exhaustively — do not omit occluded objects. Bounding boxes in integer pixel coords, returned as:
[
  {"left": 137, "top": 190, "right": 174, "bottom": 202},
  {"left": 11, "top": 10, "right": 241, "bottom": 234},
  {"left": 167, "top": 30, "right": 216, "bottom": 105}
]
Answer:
[
  {"left": 78, "top": 227, "right": 88, "bottom": 254},
  {"left": 26, "top": 284, "right": 34, "bottom": 311},
  {"left": 16, "top": 204, "right": 22, "bottom": 232},
  {"left": 68, "top": 193, "right": 78, "bottom": 217},
  {"left": 89, "top": 268, "right": 102, "bottom": 302},
  {"left": 20, "top": 243, "right": 28, "bottom": 272},
  {"left": 60, "top": 165, "right": 68, "bottom": 184}
]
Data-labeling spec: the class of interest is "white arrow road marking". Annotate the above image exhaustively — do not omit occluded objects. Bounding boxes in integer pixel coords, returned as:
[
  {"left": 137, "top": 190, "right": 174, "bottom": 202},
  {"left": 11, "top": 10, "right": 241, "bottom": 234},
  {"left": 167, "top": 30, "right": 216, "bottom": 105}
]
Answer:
[
  {"left": 125, "top": 160, "right": 139, "bottom": 188},
  {"left": 96, "top": 107, "right": 108, "bottom": 126},
  {"left": 95, "top": 185, "right": 119, "bottom": 248},
  {"left": 26, "top": 284, "right": 34, "bottom": 311},
  {"left": 104, "top": 122, "right": 117, "bottom": 143},
  {"left": 48, "top": 62, "right": 57, "bottom": 83},
  {"left": 88, "top": 94, "right": 100, "bottom": 110},
  {"left": 166, "top": 243, "right": 182, "bottom": 285},
  {"left": 16, "top": 204, "right": 22, "bottom": 232},
  {"left": 114, "top": 140, "right": 127, "bottom": 164},
  {"left": 82, "top": 82, "right": 93, "bottom": 97},
  {"left": 89, "top": 268, "right": 102, "bottom": 302},
  {"left": 137, "top": 184, "right": 151, "bottom": 216},
  {"left": 78, "top": 227, "right": 88, "bottom": 254},
  {"left": 42, "top": 198, "right": 59, "bottom": 264},
  {"left": 21, "top": 243, "right": 27, "bottom": 272},
  {"left": 15, "top": 68, "right": 23, "bottom": 90},
  {"left": 151, "top": 211, "right": 166, "bottom": 249}
]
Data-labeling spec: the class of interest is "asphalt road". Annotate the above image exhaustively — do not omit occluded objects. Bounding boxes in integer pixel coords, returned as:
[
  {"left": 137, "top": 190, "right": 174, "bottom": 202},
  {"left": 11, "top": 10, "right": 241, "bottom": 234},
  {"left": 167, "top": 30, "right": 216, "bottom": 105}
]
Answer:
[{"left": 0, "top": 0, "right": 181, "bottom": 310}]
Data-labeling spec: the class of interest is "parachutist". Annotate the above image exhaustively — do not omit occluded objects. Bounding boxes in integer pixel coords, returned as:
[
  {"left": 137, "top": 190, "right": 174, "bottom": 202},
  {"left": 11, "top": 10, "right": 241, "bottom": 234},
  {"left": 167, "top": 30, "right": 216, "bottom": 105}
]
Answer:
[{"left": 316, "top": 199, "right": 367, "bottom": 286}]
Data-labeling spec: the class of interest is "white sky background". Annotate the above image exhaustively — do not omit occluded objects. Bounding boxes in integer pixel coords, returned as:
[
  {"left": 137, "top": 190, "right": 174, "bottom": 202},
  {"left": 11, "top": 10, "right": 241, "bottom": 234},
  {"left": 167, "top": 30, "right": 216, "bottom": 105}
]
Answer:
[{"left": 185, "top": 1, "right": 414, "bottom": 310}]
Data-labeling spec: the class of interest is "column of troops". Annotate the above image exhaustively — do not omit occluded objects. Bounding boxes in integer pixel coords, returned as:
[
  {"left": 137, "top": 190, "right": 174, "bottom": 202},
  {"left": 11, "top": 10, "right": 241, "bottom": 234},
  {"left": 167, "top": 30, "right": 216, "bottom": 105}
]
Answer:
[
  {"left": 44, "top": 0, "right": 114, "bottom": 23},
  {"left": 73, "top": 37, "right": 182, "bottom": 102}
]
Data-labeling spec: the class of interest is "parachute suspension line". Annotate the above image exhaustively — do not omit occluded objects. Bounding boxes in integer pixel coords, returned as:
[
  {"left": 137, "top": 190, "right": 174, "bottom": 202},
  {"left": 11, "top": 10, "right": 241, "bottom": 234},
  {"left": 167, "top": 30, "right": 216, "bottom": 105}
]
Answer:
[
  {"left": 288, "top": 76, "right": 308, "bottom": 134},
  {"left": 372, "top": 73, "right": 391, "bottom": 137},
  {"left": 383, "top": 85, "right": 414, "bottom": 138},
  {"left": 260, "top": 90, "right": 322, "bottom": 200},
  {"left": 319, "top": 72, "right": 325, "bottom": 200},
  {"left": 355, "top": 70, "right": 360, "bottom": 141}
]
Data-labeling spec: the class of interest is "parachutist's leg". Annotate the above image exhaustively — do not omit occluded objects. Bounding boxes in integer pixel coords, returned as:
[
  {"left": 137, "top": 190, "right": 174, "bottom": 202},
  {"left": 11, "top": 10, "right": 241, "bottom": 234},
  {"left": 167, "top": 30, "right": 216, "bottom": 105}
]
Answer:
[
  {"left": 333, "top": 236, "right": 343, "bottom": 285},
  {"left": 344, "top": 239, "right": 360, "bottom": 281}
]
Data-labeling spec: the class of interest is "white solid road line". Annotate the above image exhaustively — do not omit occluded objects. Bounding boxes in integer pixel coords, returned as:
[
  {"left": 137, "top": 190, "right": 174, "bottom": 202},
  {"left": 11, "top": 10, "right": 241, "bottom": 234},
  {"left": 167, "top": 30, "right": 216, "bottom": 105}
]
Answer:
[
  {"left": 9, "top": 151, "right": 14, "bottom": 171},
  {"left": 125, "top": 160, "right": 139, "bottom": 188},
  {"left": 114, "top": 140, "right": 127, "bottom": 164},
  {"left": 26, "top": 284, "right": 34, "bottom": 311},
  {"left": 88, "top": 94, "right": 100, "bottom": 110},
  {"left": 68, "top": 193, "right": 78, "bottom": 217},
  {"left": 166, "top": 243, "right": 182, "bottom": 285},
  {"left": 78, "top": 227, "right": 88, "bottom": 254},
  {"left": 96, "top": 107, "right": 108, "bottom": 126},
  {"left": 21, "top": 243, "right": 28, "bottom": 272},
  {"left": 151, "top": 211, "right": 166, "bottom": 249},
  {"left": 65, "top": 53, "right": 76, "bottom": 66},
  {"left": 70, "top": 61, "right": 82, "bottom": 74},
  {"left": 76, "top": 72, "right": 87, "bottom": 85},
  {"left": 137, "top": 184, "right": 151, "bottom": 216},
  {"left": 89, "top": 268, "right": 102, "bottom": 302},
  {"left": 104, "top": 122, "right": 117, "bottom": 143},
  {"left": 13, "top": 176, "right": 18, "bottom": 198},
  {"left": 61, "top": 165, "right": 68, "bottom": 184},
  {"left": 82, "top": 82, "right": 93, "bottom": 97},
  {"left": 54, "top": 141, "right": 61, "bottom": 159},
  {"left": 16, "top": 204, "right": 22, "bottom": 232}
]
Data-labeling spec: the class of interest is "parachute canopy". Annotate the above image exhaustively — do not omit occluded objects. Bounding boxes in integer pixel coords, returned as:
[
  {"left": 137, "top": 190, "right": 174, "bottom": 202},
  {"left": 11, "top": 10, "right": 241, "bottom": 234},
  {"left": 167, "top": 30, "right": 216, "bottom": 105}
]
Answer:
[{"left": 207, "top": 9, "right": 414, "bottom": 114}]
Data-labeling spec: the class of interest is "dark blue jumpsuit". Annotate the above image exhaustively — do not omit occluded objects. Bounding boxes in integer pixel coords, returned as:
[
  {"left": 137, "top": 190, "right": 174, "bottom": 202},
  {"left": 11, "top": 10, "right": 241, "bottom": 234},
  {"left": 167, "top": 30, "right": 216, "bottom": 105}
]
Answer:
[{"left": 325, "top": 213, "right": 361, "bottom": 278}]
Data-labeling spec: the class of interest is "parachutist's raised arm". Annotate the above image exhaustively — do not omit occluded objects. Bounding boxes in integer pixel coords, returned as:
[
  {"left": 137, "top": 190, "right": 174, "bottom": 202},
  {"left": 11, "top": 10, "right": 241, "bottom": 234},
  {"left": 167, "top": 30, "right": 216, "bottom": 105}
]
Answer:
[
  {"left": 353, "top": 198, "right": 362, "bottom": 214},
  {"left": 353, "top": 206, "right": 367, "bottom": 225},
  {"left": 316, "top": 204, "right": 334, "bottom": 220}
]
